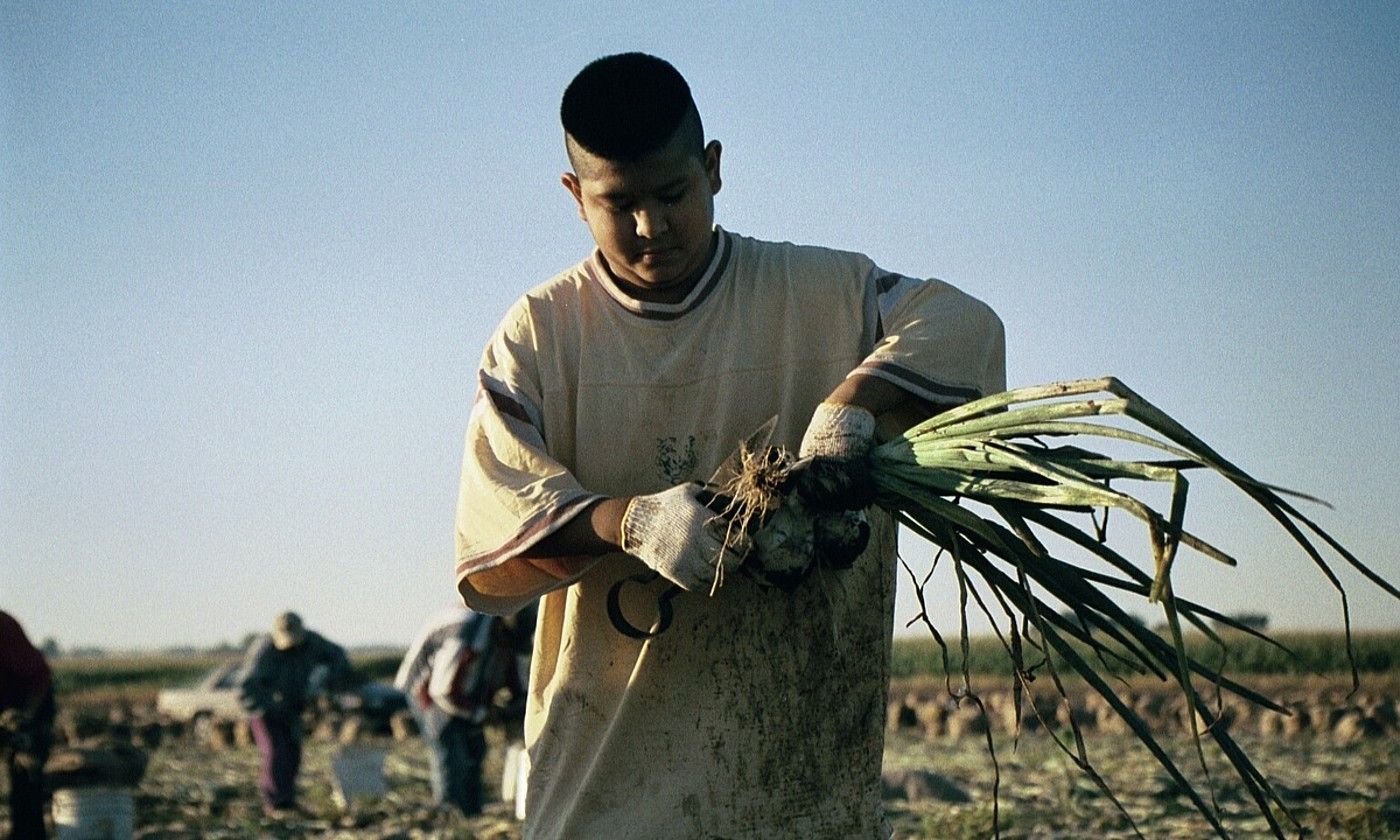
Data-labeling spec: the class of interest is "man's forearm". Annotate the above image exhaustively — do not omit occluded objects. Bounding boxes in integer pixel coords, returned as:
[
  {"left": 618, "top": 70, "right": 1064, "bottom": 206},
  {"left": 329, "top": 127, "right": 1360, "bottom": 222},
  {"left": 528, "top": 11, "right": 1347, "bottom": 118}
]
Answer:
[
  {"left": 465, "top": 498, "right": 631, "bottom": 603},
  {"left": 824, "top": 373, "right": 950, "bottom": 442},
  {"left": 519, "top": 497, "right": 629, "bottom": 562}
]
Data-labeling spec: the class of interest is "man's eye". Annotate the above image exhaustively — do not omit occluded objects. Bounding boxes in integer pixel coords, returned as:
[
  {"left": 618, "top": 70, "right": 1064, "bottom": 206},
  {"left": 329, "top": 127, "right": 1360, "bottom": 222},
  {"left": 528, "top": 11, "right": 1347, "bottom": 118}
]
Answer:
[{"left": 660, "top": 191, "right": 686, "bottom": 205}]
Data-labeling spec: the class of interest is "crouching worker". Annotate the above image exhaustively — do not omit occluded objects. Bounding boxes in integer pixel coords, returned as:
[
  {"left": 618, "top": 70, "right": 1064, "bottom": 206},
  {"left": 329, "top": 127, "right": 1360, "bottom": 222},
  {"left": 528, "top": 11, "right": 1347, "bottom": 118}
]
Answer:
[
  {"left": 236, "top": 611, "right": 352, "bottom": 816},
  {"left": 394, "top": 603, "right": 533, "bottom": 816}
]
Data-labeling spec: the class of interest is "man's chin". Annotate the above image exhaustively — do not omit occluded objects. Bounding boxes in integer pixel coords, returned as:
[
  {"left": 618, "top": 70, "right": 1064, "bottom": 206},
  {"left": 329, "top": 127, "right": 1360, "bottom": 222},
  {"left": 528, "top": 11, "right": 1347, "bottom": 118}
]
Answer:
[
  {"left": 627, "top": 266, "right": 686, "bottom": 290},
  {"left": 636, "top": 271, "right": 682, "bottom": 289}
]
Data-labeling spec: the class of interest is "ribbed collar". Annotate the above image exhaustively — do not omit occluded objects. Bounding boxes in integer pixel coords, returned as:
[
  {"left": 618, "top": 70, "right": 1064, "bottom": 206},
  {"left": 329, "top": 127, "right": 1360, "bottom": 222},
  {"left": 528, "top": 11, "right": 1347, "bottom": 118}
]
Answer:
[{"left": 587, "top": 227, "right": 732, "bottom": 321}]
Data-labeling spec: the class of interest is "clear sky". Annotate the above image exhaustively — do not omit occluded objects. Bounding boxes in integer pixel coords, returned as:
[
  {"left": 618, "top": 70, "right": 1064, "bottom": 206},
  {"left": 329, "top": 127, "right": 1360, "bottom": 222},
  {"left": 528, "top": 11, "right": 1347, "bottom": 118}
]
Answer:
[{"left": 3, "top": 2, "right": 1396, "bottom": 650}]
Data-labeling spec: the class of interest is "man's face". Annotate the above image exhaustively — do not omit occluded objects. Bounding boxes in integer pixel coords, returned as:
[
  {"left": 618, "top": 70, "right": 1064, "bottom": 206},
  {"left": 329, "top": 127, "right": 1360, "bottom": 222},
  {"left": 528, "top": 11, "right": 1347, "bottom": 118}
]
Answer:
[{"left": 562, "top": 135, "right": 722, "bottom": 301}]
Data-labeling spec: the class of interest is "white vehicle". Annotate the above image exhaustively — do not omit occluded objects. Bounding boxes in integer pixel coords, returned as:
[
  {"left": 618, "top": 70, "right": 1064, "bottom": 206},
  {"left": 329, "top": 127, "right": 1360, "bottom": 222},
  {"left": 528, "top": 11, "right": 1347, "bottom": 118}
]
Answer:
[
  {"left": 156, "top": 658, "right": 408, "bottom": 731},
  {"left": 154, "top": 659, "right": 246, "bottom": 723}
]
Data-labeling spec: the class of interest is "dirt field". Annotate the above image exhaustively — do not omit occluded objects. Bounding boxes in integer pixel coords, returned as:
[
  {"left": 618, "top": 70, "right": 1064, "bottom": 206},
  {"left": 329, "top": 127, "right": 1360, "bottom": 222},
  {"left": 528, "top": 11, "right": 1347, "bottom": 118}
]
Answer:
[{"left": 5, "top": 677, "right": 1398, "bottom": 838}]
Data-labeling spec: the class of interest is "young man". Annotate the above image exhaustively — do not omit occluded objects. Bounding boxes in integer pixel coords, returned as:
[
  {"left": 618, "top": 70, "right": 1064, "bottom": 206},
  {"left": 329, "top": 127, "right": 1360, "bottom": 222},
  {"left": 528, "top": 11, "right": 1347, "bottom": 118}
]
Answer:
[
  {"left": 236, "top": 611, "right": 352, "bottom": 816},
  {"left": 455, "top": 53, "right": 1004, "bottom": 838}
]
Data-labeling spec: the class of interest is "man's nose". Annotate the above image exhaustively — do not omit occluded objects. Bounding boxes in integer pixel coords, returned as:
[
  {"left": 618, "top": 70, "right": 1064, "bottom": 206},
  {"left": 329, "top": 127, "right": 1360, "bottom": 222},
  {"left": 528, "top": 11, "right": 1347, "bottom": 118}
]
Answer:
[{"left": 633, "top": 205, "right": 669, "bottom": 238}]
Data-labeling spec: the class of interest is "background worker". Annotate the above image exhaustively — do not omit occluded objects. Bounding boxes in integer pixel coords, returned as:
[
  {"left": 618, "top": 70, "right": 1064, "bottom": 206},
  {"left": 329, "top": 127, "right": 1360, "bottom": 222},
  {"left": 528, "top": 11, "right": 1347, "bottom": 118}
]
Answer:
[
  {"left": 236, "top": 610, "right": 351, "bottom": 816},
  {"left": 452, "top": 53, "right": 1004, "bottom": 838},
  {"left": 394, "top": 603, "right": 533, "bottom": 816},
  {"left": 0, "top": 610, "right": 55, "bottom": 840}
]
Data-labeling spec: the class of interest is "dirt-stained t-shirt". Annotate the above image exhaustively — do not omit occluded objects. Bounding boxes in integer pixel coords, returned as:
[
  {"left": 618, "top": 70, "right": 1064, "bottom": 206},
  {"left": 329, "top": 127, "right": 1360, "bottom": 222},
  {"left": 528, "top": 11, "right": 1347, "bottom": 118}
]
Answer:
[{"left": 454, "top": 228, "right": 1005, "bottom": 839}]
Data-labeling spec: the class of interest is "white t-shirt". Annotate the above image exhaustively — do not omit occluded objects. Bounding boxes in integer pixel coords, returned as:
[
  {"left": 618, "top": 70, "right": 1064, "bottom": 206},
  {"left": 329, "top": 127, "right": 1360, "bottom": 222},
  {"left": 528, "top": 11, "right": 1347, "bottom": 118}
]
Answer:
[{"left": 455, "top": 228, "right": 1005, "bottom": 838}]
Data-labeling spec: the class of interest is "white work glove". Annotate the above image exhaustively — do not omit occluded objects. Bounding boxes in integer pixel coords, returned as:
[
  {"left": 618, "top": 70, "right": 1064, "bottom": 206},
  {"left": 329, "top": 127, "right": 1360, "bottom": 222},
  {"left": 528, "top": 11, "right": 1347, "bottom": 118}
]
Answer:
[
  {"left": 620, "top": 483, "right": 749, "bottom": 592},
  {"left": 792, "top": 401, "right": 878, "bottom": 512},
  {"left": 799, "top": 401, "right": 877, "bottom": 460}
]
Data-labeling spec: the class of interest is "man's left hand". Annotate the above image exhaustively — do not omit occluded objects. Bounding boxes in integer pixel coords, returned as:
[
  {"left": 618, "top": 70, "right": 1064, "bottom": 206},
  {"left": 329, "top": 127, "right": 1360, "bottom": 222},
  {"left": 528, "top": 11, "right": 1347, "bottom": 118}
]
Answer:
[{"left": 792, "top": 401, "right": 877, "bottom": 512}]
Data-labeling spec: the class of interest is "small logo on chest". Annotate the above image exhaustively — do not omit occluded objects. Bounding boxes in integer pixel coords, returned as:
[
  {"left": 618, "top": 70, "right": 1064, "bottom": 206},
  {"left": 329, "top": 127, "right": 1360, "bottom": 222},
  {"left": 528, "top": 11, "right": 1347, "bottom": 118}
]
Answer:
[{"left": 655, "top": 436, "right": 699, "bottom": 485}]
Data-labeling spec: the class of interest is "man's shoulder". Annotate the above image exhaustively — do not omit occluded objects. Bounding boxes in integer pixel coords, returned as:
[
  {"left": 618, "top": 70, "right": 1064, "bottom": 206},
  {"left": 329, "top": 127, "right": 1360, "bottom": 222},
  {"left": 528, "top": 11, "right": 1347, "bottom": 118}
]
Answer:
[
  {"left": 521, "top": 256, "right": 595, "bottom": 305},
  {"left": 306, "top": 630, "right": 346, "bottom": 654},
  {"left": 414, "top": 607, "right": 474, "bottom": 642},
  {"left": 726, "top": 230, "right": 875, "bottom": 276},
  {"left": 424, "top": 604, "right": 474, "bottom": 629},
  {"left": 239, "top": 635, "right": 276, "bottom": 669},
  {"left": 492, "top": 257, "right": 595, "bottom": 335}
]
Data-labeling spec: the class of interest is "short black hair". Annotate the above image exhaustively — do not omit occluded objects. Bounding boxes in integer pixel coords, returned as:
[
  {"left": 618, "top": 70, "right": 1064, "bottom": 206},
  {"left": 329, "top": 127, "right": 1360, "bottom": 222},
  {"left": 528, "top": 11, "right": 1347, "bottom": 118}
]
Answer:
[{"left": 561, "top": 52, "right": 704, "bottom": 164}]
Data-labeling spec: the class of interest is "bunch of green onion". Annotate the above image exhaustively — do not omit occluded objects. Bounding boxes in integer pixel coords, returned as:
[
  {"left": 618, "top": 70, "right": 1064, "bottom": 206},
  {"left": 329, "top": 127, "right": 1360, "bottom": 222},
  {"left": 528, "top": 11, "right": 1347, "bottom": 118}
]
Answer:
[{"left": 865, "top": 377, "right": 1398, "bottom": 840}]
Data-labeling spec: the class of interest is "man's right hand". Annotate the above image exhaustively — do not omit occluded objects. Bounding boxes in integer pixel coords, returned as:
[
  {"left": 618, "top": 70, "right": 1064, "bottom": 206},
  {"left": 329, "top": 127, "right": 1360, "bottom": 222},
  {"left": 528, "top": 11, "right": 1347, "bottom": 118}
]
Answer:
[{"left": 619, "top": 483, "right": 749, "bottom": 591}]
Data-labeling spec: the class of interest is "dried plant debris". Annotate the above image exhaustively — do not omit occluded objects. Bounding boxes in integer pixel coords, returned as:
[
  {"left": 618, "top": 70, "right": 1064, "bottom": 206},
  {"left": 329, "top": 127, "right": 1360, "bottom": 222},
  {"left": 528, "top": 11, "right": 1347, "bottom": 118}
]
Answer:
[{"left": 5, "top": 693, "right": 1395, "bottom": 838}]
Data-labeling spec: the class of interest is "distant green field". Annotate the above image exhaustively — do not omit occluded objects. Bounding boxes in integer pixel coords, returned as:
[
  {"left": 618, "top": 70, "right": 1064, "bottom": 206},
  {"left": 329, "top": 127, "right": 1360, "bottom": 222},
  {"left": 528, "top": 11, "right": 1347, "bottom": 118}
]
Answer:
[
  {"left": 50, "top": 651, "right": 405, "bottom": 701},
  {"left": 50, "top": 654, "right": 226, "bottom": 696},
  {"left": 49, "top": 631, "right": 1396, "bottom": 705},
  {"left": 889, "top": 629, "right": 1400, "bottom": 680}
]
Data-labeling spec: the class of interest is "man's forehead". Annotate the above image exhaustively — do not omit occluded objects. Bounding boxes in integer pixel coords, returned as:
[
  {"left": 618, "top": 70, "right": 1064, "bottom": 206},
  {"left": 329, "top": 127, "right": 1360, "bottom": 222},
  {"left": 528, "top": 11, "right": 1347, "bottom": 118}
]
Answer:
[{"left": 571, "top": 143, "right": 700, "bottom": 194}]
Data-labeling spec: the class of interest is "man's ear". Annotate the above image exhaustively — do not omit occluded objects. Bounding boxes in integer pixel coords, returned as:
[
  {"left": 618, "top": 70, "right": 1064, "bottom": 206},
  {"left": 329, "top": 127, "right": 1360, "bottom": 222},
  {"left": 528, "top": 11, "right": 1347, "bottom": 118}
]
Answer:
[
  {"left": 704, "top": 140, "right": 723, "bottom": 196},
  {"left": 561, "top": 172, "right": 587, "bottom": 221}
]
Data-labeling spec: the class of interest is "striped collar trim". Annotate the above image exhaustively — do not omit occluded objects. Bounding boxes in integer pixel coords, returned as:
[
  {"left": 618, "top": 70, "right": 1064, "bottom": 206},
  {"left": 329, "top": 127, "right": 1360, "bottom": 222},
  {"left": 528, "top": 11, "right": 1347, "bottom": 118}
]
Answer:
[{"left": 588, "top": 228, "right": 731, "bottom": 321}]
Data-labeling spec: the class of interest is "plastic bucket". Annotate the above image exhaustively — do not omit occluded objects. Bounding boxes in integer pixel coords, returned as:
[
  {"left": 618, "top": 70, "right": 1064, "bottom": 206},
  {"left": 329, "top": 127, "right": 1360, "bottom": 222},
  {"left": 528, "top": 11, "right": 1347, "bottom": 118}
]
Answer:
[
  {"left": 501, "top": 742, "right": 529, "bottom": 820},
  {"left": 51, "top": 786, "right": 134, "bottom": 840},
  {"left": 329, "top": 744, "right": 387, "bottom": 808}
]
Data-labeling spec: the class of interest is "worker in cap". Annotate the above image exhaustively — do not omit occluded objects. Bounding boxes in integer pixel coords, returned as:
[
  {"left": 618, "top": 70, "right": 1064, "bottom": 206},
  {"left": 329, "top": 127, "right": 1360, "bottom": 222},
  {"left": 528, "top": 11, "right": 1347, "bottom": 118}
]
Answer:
[{"left": 236, "top": 611, "right": 351, "bottom": 816}]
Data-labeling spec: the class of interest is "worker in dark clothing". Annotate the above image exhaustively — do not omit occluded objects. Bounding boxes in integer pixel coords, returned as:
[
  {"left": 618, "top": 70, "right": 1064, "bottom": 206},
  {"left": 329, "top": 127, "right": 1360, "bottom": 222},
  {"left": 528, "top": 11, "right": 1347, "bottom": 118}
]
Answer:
[
  {"left": 236, "top": 611, "right": 351, "bottom": 815},
  {"left": 1, "top": 610, "right": 56, "bottom": 840}
]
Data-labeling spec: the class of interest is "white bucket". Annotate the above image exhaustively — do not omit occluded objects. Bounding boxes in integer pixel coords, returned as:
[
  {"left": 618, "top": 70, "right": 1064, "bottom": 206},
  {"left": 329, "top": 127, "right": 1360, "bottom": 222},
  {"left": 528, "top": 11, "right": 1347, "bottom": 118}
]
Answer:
[
  {"left": 51, "top": 787, "right": 134, "bottom": 840},
  {"left": 329, "top": 744, "right": 387, "bottom": 809},
  {"left": 501, "top": 742, "right": 529, "bottom": 820}
]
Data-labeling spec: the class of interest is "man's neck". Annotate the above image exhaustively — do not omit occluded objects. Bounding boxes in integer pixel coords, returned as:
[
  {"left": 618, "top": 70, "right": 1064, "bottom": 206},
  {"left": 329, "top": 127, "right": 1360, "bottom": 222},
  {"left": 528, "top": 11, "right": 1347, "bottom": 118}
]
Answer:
[{"left": 604, "top": 230, "right": 719, "bottom": 305}]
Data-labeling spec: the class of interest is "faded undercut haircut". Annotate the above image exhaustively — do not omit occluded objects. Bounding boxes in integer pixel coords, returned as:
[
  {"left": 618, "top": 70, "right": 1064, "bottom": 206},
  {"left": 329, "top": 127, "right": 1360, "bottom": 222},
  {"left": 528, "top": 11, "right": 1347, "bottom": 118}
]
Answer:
[{"left": 561, "top": 52, "right": 705, "bottom": 168}]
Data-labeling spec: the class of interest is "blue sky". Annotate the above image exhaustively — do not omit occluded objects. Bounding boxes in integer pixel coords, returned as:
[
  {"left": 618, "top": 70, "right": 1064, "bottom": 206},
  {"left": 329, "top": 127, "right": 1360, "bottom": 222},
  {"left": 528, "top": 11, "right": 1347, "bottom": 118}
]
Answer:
[{"left": 3, "top": 2, "right": 1396, "bottom": 649}]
